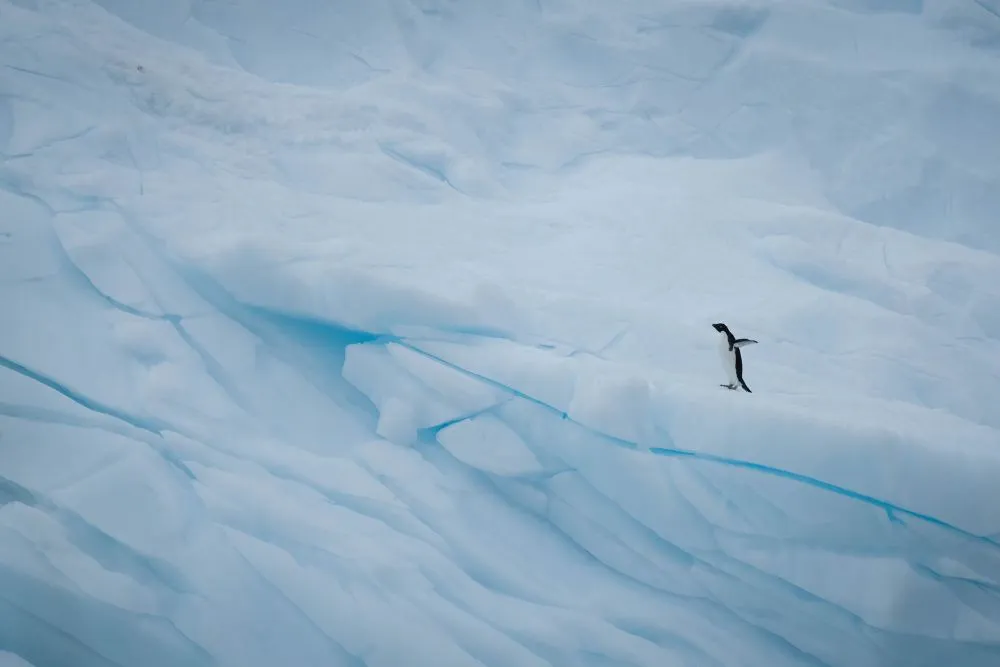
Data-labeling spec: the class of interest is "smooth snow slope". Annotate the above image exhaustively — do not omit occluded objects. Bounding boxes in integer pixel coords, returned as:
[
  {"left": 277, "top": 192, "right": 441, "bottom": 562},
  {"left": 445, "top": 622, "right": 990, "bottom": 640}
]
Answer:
[{"left": 2, "top": 0, "right": 1000, "bottom": 665}]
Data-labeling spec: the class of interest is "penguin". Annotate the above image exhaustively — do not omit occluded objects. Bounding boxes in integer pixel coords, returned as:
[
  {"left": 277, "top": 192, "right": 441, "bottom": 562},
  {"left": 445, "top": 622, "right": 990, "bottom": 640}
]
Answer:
[{"left": 712, "top": 323, "right": 757, "bottom": 392}]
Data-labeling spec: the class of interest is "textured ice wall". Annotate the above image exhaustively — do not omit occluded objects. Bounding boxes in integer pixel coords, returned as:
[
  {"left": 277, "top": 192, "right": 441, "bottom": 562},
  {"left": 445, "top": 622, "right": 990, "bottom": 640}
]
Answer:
[{"left": 1, "top": 0, "right": 999, "bottom": 666}]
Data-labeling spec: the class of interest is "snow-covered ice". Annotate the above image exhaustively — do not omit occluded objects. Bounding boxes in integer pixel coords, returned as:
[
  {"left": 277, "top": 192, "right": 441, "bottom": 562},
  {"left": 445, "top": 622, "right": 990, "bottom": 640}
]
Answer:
[{"left": 2, "top": 0, "right": 1000, "bottom": 665}]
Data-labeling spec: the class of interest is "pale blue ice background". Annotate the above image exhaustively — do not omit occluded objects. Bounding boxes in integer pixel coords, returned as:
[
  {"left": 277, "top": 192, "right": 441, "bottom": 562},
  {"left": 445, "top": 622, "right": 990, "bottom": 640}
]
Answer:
[{"left": 2, "top": 1, "right": 1000, "bottom": 665}]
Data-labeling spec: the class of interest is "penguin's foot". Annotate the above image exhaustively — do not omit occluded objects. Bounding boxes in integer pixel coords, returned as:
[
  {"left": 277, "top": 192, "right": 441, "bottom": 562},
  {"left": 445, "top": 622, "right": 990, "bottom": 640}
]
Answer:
[{"left": 720, "top": 383, "right": 738, "bottom": 390}]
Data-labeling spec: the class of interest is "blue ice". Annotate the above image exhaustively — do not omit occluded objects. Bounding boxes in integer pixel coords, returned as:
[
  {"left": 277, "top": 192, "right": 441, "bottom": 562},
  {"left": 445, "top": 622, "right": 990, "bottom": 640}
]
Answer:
[{"left": 1, "top": 0, "right": 999, "bottom": 665}]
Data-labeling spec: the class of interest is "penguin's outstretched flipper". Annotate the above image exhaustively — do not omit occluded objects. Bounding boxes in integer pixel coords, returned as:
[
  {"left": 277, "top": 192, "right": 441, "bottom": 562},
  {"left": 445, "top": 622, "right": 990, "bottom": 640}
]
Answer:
[{"left": 733, "top": 338, "right": 758, "bottom": 348}]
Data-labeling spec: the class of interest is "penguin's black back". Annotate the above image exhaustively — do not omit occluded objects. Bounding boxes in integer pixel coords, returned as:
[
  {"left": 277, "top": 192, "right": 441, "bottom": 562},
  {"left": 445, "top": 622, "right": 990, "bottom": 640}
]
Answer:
[{"left": 734, "top": 348, "right": 751, "bottom": 392}]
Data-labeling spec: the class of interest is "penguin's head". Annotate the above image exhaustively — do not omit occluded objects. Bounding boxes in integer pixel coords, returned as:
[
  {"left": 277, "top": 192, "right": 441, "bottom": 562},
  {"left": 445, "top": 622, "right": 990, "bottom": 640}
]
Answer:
[{"left": 712, "top": 322, "right": 728, "bottom": 333}]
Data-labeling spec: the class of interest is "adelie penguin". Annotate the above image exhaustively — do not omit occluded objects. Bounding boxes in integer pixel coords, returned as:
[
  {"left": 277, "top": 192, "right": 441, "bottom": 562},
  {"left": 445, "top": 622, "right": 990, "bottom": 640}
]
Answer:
[{"left": 712, "top": 323, "right": 757, "bottom": 392}]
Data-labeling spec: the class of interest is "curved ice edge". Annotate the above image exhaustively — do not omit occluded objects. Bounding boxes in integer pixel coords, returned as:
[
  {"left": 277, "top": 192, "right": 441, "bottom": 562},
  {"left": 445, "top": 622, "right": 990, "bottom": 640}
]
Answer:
[
  {"left": 364, "top": 335, "right": 1000, "bottom": 551},
  {"left": 168, "top": 280, "right": 996, "bottom": 552}
]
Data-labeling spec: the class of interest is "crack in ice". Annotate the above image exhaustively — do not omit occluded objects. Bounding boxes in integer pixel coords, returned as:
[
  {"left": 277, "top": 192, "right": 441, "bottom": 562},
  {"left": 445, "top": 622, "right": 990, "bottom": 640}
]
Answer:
[
  {"left": 0, "top": 355, "right": 169, "bottom": 436},
  {"left": 384, "top": 338, "right": 1000, "bottom": 551}
]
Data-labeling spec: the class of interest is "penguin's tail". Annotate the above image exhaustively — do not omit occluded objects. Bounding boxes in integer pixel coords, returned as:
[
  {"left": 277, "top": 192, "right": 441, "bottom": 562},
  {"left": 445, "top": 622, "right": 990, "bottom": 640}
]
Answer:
[{"left": 739, "top": 379, "right": 752, "bottom": 393}]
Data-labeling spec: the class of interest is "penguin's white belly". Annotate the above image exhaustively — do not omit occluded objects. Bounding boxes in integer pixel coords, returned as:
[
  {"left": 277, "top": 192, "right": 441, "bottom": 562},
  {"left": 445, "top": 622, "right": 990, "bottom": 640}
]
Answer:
[{"left": 717, "top": 336, "right": 738, "bottom": 384}]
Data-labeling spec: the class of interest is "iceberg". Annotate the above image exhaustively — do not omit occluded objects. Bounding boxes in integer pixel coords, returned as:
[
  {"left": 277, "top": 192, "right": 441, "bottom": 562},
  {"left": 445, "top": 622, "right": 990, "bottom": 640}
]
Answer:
[{"left": 1, "top": 0, "right": 999, "bottom": 665}]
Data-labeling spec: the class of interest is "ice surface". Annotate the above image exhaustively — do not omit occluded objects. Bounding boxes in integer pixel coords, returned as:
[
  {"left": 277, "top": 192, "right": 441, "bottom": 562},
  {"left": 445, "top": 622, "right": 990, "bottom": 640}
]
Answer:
[{"left": 1, "top": 0, "right": 999, "bottom": 665}]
